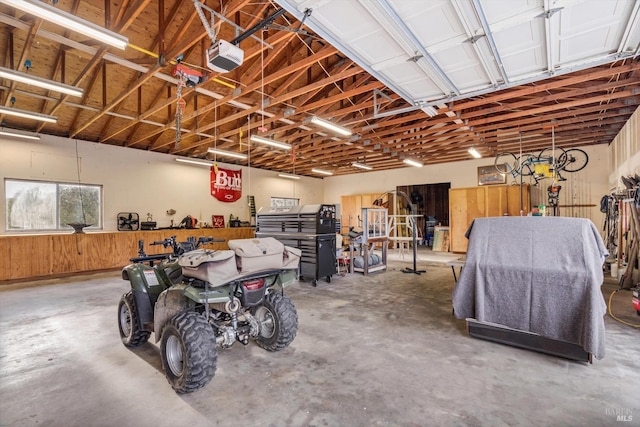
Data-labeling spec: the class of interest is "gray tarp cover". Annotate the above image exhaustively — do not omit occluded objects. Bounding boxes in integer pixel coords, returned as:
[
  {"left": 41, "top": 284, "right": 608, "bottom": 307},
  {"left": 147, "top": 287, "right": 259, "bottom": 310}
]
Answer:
[{"left": 452, "top": 216, "right": 609, "bottom": 359}]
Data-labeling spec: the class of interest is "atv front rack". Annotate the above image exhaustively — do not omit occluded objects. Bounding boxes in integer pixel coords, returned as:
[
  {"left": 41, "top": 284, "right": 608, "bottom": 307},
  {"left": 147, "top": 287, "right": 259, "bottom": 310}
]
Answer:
[{"left": 129, "top": 253, "right": 172, "bottom": 266}]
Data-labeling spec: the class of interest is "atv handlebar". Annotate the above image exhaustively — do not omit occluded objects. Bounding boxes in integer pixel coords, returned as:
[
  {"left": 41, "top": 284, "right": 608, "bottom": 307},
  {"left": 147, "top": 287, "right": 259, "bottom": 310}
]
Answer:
[
  {"left": 135, "top": 235, "right": 227, "bottom": 263},
  {"left": 149, "top": 236, "right": 224, "bottom": 247},
  {"left": 150, "top": 238, "right": 175, "bottom": 247},
  {"left": 197, "top": 236, "right": 226, "bottom": 244}
]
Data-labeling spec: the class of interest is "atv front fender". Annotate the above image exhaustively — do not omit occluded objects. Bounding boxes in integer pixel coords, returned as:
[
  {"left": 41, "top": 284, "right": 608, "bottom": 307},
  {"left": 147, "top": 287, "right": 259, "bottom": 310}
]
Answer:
[{"left": 122, "top": 263, "right": 172, "bottom": 332}]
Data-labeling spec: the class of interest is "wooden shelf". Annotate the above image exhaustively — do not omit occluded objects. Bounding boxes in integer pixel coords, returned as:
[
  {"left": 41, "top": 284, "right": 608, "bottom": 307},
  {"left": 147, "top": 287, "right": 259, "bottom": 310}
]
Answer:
[{"left": 0, "top": 228, "right": 255, "bottom": 282}]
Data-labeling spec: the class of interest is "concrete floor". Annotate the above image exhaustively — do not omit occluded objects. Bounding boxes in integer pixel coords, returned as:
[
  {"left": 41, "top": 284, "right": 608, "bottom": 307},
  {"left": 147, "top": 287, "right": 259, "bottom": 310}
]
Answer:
[{"left": 1, "top": 248, "right": 638, "bottom": 427}]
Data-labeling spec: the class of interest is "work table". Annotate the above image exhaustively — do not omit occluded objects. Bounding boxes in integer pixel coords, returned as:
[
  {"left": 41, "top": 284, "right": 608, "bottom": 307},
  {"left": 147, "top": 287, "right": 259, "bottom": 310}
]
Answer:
[{"left": 0, "top": 227, "right": 255, "bottom": 282}]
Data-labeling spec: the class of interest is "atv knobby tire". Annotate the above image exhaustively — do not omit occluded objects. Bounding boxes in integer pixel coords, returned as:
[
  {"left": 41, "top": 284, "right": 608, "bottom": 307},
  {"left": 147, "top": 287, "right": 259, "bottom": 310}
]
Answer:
[
  {"left": 118, "top": 291, "right": 150, "bottom": 347},
  {"left": 252, "top": 292, "right": 298, "bottom": 351},
  {"left": 160, "top": 311, "right": 217, "bottom": 394}
]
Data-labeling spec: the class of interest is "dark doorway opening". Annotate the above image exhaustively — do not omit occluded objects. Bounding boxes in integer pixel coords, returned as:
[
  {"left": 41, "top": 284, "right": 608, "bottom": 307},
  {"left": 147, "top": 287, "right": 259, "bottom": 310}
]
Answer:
[{"left": 397, "top": 182, "right": 451, "bottom": 245}]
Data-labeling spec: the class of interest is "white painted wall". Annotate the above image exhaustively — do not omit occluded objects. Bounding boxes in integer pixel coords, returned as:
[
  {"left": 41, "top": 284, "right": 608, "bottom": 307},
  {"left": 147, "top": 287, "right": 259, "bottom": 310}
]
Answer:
[
  {"left": 609, "top": 107, "right": 640, "bottom": 191},
  {"left": 0, "top": 134, "right": 324, "bottom": 232},
  {"left": 323, "top": 157, "right": 487, "bottom": 202},
  {"left": 0, "top": 132, "right": 617, "bottom": 234},
  {"left": 323, "top": 144, "right": 610, "bottom": 224}
]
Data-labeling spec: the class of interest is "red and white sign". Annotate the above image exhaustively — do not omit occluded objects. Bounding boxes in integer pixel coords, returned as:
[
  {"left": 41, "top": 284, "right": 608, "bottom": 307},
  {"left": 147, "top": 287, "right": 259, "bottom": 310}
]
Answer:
[{"left": 211, "top": 166, "right": 242, "bottom": 202}]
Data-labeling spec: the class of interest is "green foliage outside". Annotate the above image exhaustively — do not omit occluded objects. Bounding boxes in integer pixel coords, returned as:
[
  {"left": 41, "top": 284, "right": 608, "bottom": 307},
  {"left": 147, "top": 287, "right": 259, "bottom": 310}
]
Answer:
[
  {"left": 59, "top": 185, "right": 101, "bottom": 228},
  {"left": 6, "top": 180, "right": 101, "bottom": 231}
]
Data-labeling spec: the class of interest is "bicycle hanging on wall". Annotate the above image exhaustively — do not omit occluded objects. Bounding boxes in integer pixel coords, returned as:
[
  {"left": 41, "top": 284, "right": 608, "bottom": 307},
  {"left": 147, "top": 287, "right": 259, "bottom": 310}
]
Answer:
[{"left": 493, "top": 126, "right": 589, "bottom": 216}]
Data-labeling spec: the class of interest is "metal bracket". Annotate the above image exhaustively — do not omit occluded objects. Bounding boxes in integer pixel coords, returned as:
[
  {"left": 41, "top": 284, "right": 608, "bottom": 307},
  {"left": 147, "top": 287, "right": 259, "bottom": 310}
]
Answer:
[
  {"left": 192, "top": 0, "right": 274, "bottom": 49},
  {"left": 373, "top": 88, "right": 393, "bottom": 117}
]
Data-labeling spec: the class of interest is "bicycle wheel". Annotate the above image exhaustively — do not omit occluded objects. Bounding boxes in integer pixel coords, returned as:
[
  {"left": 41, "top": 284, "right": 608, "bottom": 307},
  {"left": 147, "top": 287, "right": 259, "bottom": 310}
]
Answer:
[
  {"left": 518, "top": 153, "right": 537, "bottom": 176},
  {"left": 559, "top": 148, "right": 588, "bottom": 172},
  {"left": 537, "top": 147, "right": 567, "bottom": 169},
  {"left": 494, "top": 152, "right": 518, "bottom": 174}
]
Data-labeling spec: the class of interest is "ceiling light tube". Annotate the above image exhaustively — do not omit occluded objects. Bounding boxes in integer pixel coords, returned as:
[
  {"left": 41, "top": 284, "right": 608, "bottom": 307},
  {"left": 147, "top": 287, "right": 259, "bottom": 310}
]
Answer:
[
  {"left": 309, "top": 116, "right": 352, "bottom": 137},
  {"left": 207, "top": 148, "right": 248, "bottom": 160},
  {"left": 176, "top": 158, "right": 213, "bottom": 167},
  {"left": 468, "top": 147, "right": 482, "bottom": 158},
  {"left": 0, "top": 128, "right": 40, "bottom": 140},
  {"left": 278, "top": 173, "right": 300, "bottom": 180},
  {"left": 352, "top": 162, "right": 373, "bottom": 170},
  {"left": 250, "top": 134, "right": 291, "bottom": 150},
  {"left": 403, "top": 158, "right": 423, "bottom": 168},
  {"left": 0, "top": 67, "right": 83, "bottom": 97},
  {"left": 1, "top": 0, "right": 129, "bottom": 50},
  {"left": 0, "top": 106, "right": 57, "bottom": 123},
  {"left": 311, "top": 168, "right": 333, "bottom": 175}
]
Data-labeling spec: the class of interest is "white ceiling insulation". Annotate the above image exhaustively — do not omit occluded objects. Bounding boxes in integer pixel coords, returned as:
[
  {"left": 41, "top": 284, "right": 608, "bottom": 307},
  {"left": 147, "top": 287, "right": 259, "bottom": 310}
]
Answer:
[{"left": 276, "top": 0, "right": 640, "bottom": 114}]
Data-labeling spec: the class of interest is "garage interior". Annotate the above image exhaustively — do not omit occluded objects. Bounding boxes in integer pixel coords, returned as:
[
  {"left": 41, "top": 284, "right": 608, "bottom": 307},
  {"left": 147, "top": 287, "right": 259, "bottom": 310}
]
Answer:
[{"left": 1, "top": 0, "right": 639, "bottom": 426}]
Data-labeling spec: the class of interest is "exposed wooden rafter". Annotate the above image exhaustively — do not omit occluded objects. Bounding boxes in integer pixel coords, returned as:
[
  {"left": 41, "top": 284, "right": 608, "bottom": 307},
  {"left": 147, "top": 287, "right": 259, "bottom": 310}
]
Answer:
[{"left": 0, "top": 1, "right": 637, "bottom": 176}]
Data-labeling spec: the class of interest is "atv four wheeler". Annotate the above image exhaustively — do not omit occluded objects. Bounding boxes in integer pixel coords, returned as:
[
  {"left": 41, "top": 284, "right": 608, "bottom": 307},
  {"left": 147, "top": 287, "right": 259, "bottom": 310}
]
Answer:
[{"left": 118, "top": 235, "right": 300, "bottom": 393}]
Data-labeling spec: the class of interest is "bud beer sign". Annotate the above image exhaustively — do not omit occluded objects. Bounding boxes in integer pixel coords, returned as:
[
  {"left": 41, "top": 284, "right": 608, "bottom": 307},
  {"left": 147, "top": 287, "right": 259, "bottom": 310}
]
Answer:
[{"left": 211, "top": 166, "right": 242, "bottom": 202}]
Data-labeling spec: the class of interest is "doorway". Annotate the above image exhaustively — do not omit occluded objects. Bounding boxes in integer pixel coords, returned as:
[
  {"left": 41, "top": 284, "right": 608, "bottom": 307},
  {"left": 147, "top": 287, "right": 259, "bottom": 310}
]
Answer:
[{"left": 396, "top": 182, "right": 451, "bottom": 244}]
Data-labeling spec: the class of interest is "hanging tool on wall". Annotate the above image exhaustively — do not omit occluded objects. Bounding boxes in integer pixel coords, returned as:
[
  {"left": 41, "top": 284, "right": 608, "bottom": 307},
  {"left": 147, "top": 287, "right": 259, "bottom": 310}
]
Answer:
[
  {"left": 172, "top": 61, "right": 203, "bottom": 148},
  {"left": 547, "top": 184, "right": 562, "bottom": 216}
]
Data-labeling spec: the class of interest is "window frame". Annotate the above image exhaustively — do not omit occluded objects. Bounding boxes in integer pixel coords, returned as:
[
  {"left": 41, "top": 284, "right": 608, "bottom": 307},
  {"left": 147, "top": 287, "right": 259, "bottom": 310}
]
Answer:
[{"left": 4, "top": 178, "right": 103, "bottom": 233}]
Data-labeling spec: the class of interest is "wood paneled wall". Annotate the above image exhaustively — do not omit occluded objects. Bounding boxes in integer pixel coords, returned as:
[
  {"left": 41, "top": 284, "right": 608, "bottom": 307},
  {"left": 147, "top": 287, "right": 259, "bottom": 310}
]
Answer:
[
  {"left": 0, "top": 228, "right": 255, "bottom": 282},
  {"left": 449, "top": 185, "right": 531, "bottom": 253},
  {"left": 340, "top": 193, "right": 383, "bottom": 234}
]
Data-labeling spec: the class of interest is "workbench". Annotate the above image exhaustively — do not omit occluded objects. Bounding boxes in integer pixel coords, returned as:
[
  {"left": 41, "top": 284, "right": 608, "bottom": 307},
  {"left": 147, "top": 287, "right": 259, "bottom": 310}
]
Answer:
[{"left": 0, "top": 227, "right": 254, "bottom": 282}]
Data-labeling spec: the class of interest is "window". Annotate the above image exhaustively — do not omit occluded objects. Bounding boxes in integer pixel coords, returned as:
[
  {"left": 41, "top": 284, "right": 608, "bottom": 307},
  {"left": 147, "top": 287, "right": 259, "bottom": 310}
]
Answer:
[{"left": 5, "top": 179, "right": 102, "bottom": 231}]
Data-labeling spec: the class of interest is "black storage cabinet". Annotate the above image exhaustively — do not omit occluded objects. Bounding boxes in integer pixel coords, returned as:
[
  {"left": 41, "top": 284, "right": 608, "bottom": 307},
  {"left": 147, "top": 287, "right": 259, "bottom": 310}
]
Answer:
[{"left": 256, "top": 204, "right": 337, "bottom": 286}]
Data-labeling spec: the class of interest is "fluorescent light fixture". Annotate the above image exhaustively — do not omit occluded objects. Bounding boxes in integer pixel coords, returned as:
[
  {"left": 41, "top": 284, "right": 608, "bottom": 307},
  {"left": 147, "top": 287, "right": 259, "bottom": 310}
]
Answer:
[
  {"left": 207, "top": 148, "right": 248, "bottom": 160},
  {"left": 176, "top": 158, "right": 213, "bottom": 167},
  {"left": 1, "top": 0, "right": 129, "bottom": 49},
  {"left": 403, "top": 158, "right": 423, "bottom": 168},
  {"left": 421, "top": 106, "right": 438, "bottom": 117},
  {"left": 278, "top": 173, "right": 300, "bottom": 180},
  {"left": 0, "top": 67, "right": 83, "bottom": 97},
  {"left": 311, "top": 168, "right": 333, "bottom": 175},
  {"left": 352, "top": 162, "right": 373, "bottom": 171},
  {"left": 468, "top": 147, "right": 482, "bottom": 158},
  {"left": 309, "top": 116, "right": 352, "bottom": 137},
  {"left": 0, "top": 128, "right": 40, "bottom": 140},
  {"left": 0, "top": 106, "right": 57, "bottom": 123},
  {"left": 250, "top": 134, "right": 291, "bottom": 150}
]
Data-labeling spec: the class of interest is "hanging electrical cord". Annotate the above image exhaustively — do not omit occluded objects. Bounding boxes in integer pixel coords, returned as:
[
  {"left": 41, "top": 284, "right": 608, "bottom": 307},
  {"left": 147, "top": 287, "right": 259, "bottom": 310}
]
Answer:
[
  {"left": 74, "top": 139, "right": 87, "bottom": 227},
  {"left": 247, "top": 115, "right": 251, "bottom": 197},
  {"left": 518, "top": 130, "right": 524, "bottom": 216},
  {"left": 259, "top": 27, "right": 266, "bottom": 133},
  {"left": 551, "top": 125, "right": 555, "bottom": 183},
  {"left": 213, "top": 101, "right": 218, "bottom": 175},
  {"left": 608, "top": 289, "right": 640, "bottom": 328},
  {"left": 73, "top": 139, "right": 86, "bottom": 255}
]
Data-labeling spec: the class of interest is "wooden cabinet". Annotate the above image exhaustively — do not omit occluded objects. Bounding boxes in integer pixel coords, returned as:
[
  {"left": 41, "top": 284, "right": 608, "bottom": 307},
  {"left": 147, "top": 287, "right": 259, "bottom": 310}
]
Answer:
[
  {"left": 0, "top": 227, "right": 255, "bottom": 282},
  {"left": 449, "top": 185, "right": 530, "bottom": 253},
  {"left": 340, "top": 193, "right": 384, "bottom": 234}
]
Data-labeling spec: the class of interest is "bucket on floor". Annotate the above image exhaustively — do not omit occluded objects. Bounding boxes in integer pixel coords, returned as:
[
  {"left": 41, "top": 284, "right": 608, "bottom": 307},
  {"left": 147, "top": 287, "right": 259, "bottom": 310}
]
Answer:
[
  {"left": 618, "top": 266, "right": 626, "bottom": 280},
  {"left": 610, "top": 263, "right": 618, "bottom": 278}
]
